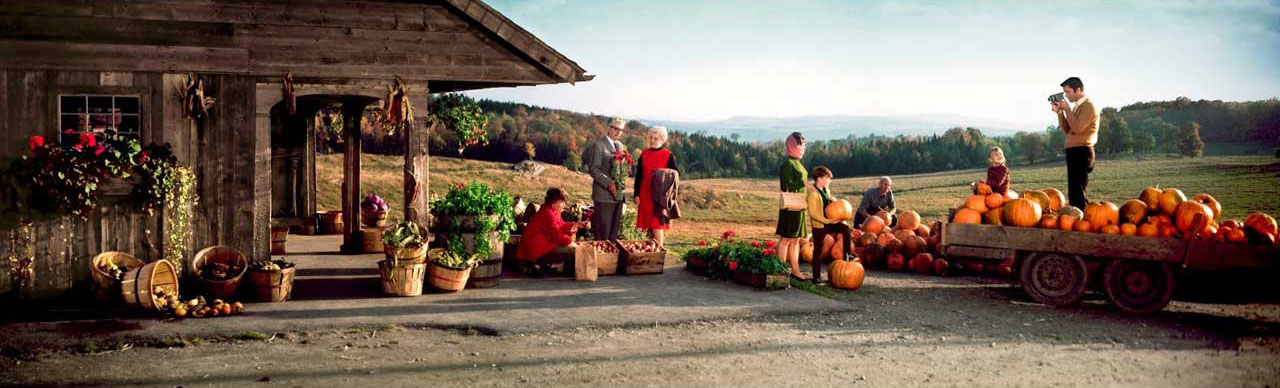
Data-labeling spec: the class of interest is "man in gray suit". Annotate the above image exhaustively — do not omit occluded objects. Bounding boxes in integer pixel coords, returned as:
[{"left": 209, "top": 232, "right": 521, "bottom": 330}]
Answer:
[{"left": 588, "top": 117, "right": 627, "bottom": 242}]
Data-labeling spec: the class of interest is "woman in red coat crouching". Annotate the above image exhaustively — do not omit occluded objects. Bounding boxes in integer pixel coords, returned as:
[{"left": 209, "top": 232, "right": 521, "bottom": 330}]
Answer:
[{"left": 517, "top": 188, "right": 587, "bottom": 276}]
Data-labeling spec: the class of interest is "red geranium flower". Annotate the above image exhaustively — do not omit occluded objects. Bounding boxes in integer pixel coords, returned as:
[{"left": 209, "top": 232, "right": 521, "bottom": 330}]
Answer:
[
  {"left": 762, "top": 248, "right": 776, "bottom": 256},
  {"left": 28, "top": 136, "right": 44, "bottom": 151},
  {"left": 94, "top": 144, "right": 106, "bottom": 156},
  {"left": 765, "top": 241, "right": 777, "bottom": 248},
  {"left": 751, "top": 241, "right": 761, "bottom": 248},
  {"left": 721, "top": 230, "right": 736, "bottom": 241},
  {"left": 79, "top": 133, "right": 96, "bottom": 147},
  {"left": 728, "top": 261, "right": 738, "bottom": 271},
  {"left": 698, "top": 240, "right": 707, "bottom": 246},
  {"left": 139, "top": 151, "right": 149, "bottom": 163}
]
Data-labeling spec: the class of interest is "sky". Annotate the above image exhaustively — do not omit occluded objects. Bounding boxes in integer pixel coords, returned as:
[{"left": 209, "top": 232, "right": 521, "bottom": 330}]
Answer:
[{"left": 466, "top": 0, "right": 1280, "bottom": 129}]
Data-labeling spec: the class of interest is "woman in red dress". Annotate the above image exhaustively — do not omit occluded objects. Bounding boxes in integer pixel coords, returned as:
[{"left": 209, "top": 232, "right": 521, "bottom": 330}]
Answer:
[
  {"left": 517, "top": 188, "right": 587, "bottom": 276},
  {"left": 633, "top": 126, "right": 680, "bottom": 248}
]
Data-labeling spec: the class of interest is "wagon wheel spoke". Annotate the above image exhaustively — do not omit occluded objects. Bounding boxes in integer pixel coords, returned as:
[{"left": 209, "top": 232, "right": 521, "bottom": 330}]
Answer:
[
  {"left": 1019, "top": 252, "right": 1088, "bottom": 307},
  {"left": 1103, "top": 259, "right": 1175, "bottom": 314}
]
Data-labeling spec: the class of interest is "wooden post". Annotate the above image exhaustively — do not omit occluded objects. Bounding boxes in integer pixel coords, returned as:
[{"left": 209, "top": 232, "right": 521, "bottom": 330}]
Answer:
[
  {"left": 404, "top": 87, "right": 430, "bottom": 230},
  {"left": 341, "top": 102, "right": 364, "bottom": 253}
]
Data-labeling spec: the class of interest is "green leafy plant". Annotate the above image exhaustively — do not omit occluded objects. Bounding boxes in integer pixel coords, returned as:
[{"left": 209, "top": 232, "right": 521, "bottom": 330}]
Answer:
[
  {"left": 432, "top": 250, "right": 482, "bottom": 270},
  {"left": 430, "top": 182, "right": 516, "bottom": 258},
  {"left": 429, "top": 93, "right": 490, "bottom": 155},
  {"left": 382, "top": 221, "right": 425, "bottom": 248}
]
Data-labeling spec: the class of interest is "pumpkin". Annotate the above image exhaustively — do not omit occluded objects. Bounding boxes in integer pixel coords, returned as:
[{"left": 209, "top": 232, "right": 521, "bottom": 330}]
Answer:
[
  {"left": 876, "top": 210, "right": 895, "bottom": 226},
  {"left": 1227, "top": 227, "right": 1247, "bottom": 243},
  {"left": 1137, "top": 223, "right": 1159, "bottom": 237},
  {"left": 863, "top": 215, "right": 887, "bottom": 234},
  {"left": 1038, "top": 214, "right": 1059, "bottom": 229},
  {"left": 983, "top": 207, "right": 1004, "bottom": 225},
  {"left": 1221, "top": 219, "right": 1243, "bottom": 229},
  {"left": 904, "top": 235, "right": 927, "bottom": 257},
  {"left": 915, "top": 224, "right": 931, "bottom": 238},
  {"left": 1150, "top": 214, "right": 1172, "bottom": 227},
  {"left": 932, "top": 257, "right": 951, "bottom": 277},
  {"left": 1258, "top": 232, "right": 1277, "bottom": 245},
  {"left": 885, "top": 238, "right": 905, "bottom": 254},
  {"left": 829, "top": 259, "right": 865, "bottom": 290},
  {"left": 897, "top": 210, "right": 921, "bottom": 231},
  {"left": 1084, "top": 201, "right": 1120, "bottom": 228},
  {"left": 826, "top": 199, "right": 854, "bottom": 222},
  {"left": 850, "top": 229, "right": 864, "bottom": 241},
  {"left": 886, "top": 253, "right": 906, "bottom": 271},
  {"left": 1042, "top": 188, "right": 1067, "bottom": 212},
  {"left": 1057, "top": 205, "right": 1084, "bottom": 219},
  {"left": 1021, "top": 190, "right": 1051, "bottom": 214},
  {"left": 929, "top": 220, "right": 943, "bottom": 233},
  {"left": 1158, "top": 188, "right": 1186, "bottom": 215},
  {"left": 1214, "top": 226, "right": 1232, "bottom": 242},
  {"left": 1005, "top": 191, "right": 1019, "bottom": 200},
  {"left": 1119, "top": 199, "right": 1148, "bottom": 225},
  {"left": 877, "top": 232, "right": 896, "bottom": 247},
  {"left": 912, "top": 253, "right": 934, "bottom": 274},
  {"left": 953, "top": 208, "right": 982, "bottom": 224},
  {"left": 1075, "top": 220, "right": 1093, "bottom": 233},
  {"left": 1174, "top": 201, "right": 1213, "bottom": 236},
  {"left": 864, "top": 243, "right": 886, "bottom": 265},
  {"left": 893, "top": 228, "right": 917, "bottom": 241},
  {"left": 1159, "top": 224, "right": 1178, "bottom": 238},
  {"left": 800, "top": 239, "right": 814, "bottom": 263},
  {"left": 1139, "top": 187, "right": 1162, "bottom": 212},
  {"left": 1201, "top": 224, "right": 1218, "bottom": 239},
  {"left": 975, "top": 182, "right": 993, "bottom": 195},
  {"left": 1001, "top": 198, "right": 1043, "bottom": 228},
  {"left": 1120, "top": 223, "right": 1138, "bottom": 236},
  {"left": 1245, "top": 212, "right": 1278, "bottom": 237},
  {"left": 830, "top": 240, "right": 844, "bottom": 262},
  {"left": 1189, "top": 194, "right": 1221, "bottom": 221},
  {"left": 1058, "top": 214, "right": 1077, "bottom": 231},
  {"left": 1099, "top": 224, "right": 1121, "bottom": 235},
  {"left": 856, "top": 233, "right": 877, "bottom": 247},
  {"left": 964, "top": 195, "right": 989, "bottom": 213}
]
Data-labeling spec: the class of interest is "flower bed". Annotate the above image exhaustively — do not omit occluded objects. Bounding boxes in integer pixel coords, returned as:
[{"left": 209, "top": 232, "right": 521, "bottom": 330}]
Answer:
[{"left": 681, "top": 230, "right": 789, "bottom": 290}]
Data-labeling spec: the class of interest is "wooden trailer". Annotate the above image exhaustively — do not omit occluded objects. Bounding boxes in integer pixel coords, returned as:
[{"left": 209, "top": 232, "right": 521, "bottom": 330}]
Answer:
[{"left": 940, "top": 220, "right": 1280, "bottom": 313}]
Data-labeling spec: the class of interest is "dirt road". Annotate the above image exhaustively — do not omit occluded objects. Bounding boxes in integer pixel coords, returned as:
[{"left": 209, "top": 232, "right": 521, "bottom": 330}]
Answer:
[{"left": 4, "top": 273, "right": 1278, "bottom": 388}]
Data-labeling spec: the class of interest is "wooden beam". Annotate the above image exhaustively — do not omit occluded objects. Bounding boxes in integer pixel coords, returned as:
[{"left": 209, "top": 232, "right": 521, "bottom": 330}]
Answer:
[
  {"left": 0, "top": 40, "right": 250, "bottom": 74},
  {"left": 404, "top": 85, "right": 431, "bottom": 229},
  {"left": 341, "top": 102, "right": 363, "bottom": 253}
]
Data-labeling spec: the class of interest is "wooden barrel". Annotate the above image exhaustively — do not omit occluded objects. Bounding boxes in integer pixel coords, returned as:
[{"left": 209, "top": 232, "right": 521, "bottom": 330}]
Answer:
[
  {"left": 91, "top": 251, "right": 144, "bottom": 299},
  {"left": 439, "top": 231, "right": 503, "bottom": 259},
  {"left": 319, "top": 211, "right": 343, "bottom": 235},
  {"left": 247, "top": 266, "right": 296, "bottom": 302},
  {"left": 270, "top": 226, "right": 289, "bottom": 255},
  {"left": 378, "top": 260, "right": 426, "bottom": 297},
  {"left": 428, "top": 262, "right": 472, "bottom": 292},
  {"left": 193, "top": 246, "right": 248, "bottom": 300},
  {"left": 362, "top": 226, "right": 387, "bottom": 252},
  {"left": 121, "top": 260, "right": 179, "bottom": 311},
  {"left": 467, "top": 257, "right": 503, "bottom": 288},
  {"left": 361, "top": 208, "right": 388, "bottom": 227}
]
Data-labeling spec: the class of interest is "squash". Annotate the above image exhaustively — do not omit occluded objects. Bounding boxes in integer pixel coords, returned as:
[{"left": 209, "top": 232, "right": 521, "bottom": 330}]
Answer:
[
  {"left": 1137, "top": 223, "right": 1159, "bottom": 237},
  {"left": 910, "top": 253, "right": 934, "bottom": 275},
  {"left": 885, "top": 238, "right": 905, "bottom": 254},
  {"left": 800, "top": 239, "right": 815, "bottom": 263},
  {"left": 1120, "top": 223, "right": 1138, "bottom": 236},
  {"left": 1038, "top": 214, "right": 1059, "bottom": 229},
  {"left": 984, "top": 193, "right": 1005, "bottom": 210},
  {"left": 1099, "top": 224, "right": 1121, "bottom": 235},
  {"left": 1158, "top": 188, "right": 1186, "bottom": 215},
  {"left": 1201, "top": 223, "right": 1219, "bottom": 239},
  {"left": 864, "top": 243, "right": 886, "bottom": 265},
  {"left": 1174, "top": 201, "right": 1213, "bottom": 236},
  {"left": 825, "top": 199, "right": 854, "bottom": 222},
  {"left": 1057, "top": 205, "right": 1084, "bottom": 220},
  {"left": 953, "top": 208, "right": 982, "bottom": 224},
  {"left": 893, "top": 228, "right": 917, "bottom": 242},
  {"left": 964, "top": 195, "right": 989, "bottom": 213},
  {"left": 1021, "top": 190, "right": 1051, "bottom": 214},
  {"left": 1245, "top": 212, "right": 1278, "bottom": 237},
  {"left": 877, "top": 232, "right": 896, "bottom": 247},
  {"left": 932, "top": 257, "right": 952, "bottom": 276},
  {"left": 1227, "top": 227, "right": 1247, "bottom": 243},
  {"left": 1042, "top": 188, "right": 1067, "bottom": 212},
  {"left": 904, "top": 235, "right": 927, "bottom": 257},
  {"left": 1159, "top": 224, "right": 1178, "bottom": 238},
  {"left": 1058, "top": 214, "right": 1077, "bottom": 231},
  {"left": 983, "top": 207, "right": 1004, "bottom": 225},
  {"left": 829, "top": 240, "right": 844, "bottom": 263},
  {"left": 856, "top": 233, "right": 877, "bottom": 247},
  {"left": 915, "top": 224, "right": 931, "bottom": 238},
  {"left": 863, "top": 215, "right": 887, "bottom": 234},
  {"left": 1119, "top": 199, "right": 1148, "bottom": 225},
  {"left": 1221, "top": 219, "right": 1243, "bottom": 229},
  {"left": 875, "top": 210, "right": 895, "bottom": 227},
  {"left": 829, "top": 259, "right": 865, "bottom": 290},
  {"left": 1084, "top": 201, "right": 1120, "bottom": 228},
  {"left": 1075, "top": 220, "right": 1093, "bottom": 233},
  {"left": 886, "top": 253, "right": 906, "bottom": 271},
  {"left": 975, "top": 182, "right": 993, "bottom": 195},
  {"left": 1189, "top": 194, "right": 1221, "bottom": 221},
  {"left": 1138, "top": 187, "right": 1162, "bottom": 212},
  {"left": 1005, "top": 191, "right": 1019, "bottom": 200},
  {"left": 1001, "top": 198, "right": 1043, "bottom": 228},
  {"left": 897, "top": 210, "right": 921, "bottom": 231}
]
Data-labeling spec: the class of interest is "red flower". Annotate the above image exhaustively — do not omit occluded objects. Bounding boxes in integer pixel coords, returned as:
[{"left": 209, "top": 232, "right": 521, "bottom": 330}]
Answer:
[
  {"left": 28, "top": 136, "right": 44, "bottom": 151},
  {"left": 79, "top": 133, "right": 96, "bottom": 147},
  {"left": 139, "top": 151, "right": 149, "bottom": 163},
  {"left": 73, "top": 144, "right": 84, "bottom": 152},
  {"left": 728, "top": 262, "right": 738, "bottom": 271},
  {"left": 63, "top": 129, "right": 75, "bottom": 135},
  {"left": 751, "top": 241, "right": 761, "bottom": 248},
  {"left": 721, "top": 230, "right": 737, "bottom": 241},
  {"left": 94, "top": 144, "right": 106, "bottom": 156},
  {"left": 698, "top": 240, "right": 707, "bottom": 246},
  {"left": 762, "top": 248, "right": 776, "bottom": 256},
  {"left": 765, "top": 241, "right": 777, "bottom": 248}
]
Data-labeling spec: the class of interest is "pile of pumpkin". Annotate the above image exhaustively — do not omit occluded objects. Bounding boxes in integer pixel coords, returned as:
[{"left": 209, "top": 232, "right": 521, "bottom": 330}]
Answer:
[
  {"left": 952, "top": 183, "right": 1278, "bottom": 245},
  {"left": 799, "top": 197, "right": 954, "bottom": 277}
]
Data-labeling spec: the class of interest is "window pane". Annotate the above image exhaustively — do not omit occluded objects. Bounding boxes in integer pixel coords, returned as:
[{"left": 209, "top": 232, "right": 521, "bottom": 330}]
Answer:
[
  {"left": 89, "top": 114, "right": 113, "bottom": 132},
  {"left": 60, "top": 96, "right": 86, "bottom": 114},
  {"left": 88, "top": 96, "right": 113, "bottom": 114},
  {"left": 61, "top": 114, "right": 87, "bottom": 132},
  {"left": 118, "top": 116, "right": 139, "bottom": 134},
  {"left": 115, "top": 96, "right": 139, "bottom": 114}
]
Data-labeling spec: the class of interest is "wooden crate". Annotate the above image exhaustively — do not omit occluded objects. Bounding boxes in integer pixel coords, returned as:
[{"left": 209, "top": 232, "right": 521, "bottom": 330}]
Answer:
[
  {"left": 574, "top": 241, "right": 621, "bottom": 281},
  {"left": 731, "top": 270, "right": 790, "bottom": 290},
  {"left": 617, "top": 240, "right": 665, "bottom": 275}
]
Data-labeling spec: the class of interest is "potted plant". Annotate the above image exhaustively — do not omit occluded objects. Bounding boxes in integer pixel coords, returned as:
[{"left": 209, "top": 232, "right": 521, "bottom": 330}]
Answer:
[
  {"left": 428, "top": 250, "right": 482, "bottom": 292},
  {"left": 430, "top": 182, "right": 516, "bottom": 288},
  {"left": 701, "top": 235, "right": 789, "bottom": 290},
  {"left": 247, "top": 258, "right": 296, "bottom": 302},
  {"left": 360, "top": 193, "right": 389, "bottom": 227},
  {"left": 382, "top": 221, "right": 426, "bottom": 263},
  {"left": 378, "top": 221, "right": 428, "bottom": 297}
]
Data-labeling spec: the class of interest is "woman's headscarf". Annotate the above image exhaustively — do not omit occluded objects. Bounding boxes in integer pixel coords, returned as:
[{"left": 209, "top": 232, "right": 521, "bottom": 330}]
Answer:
[{"left": 785, "top": 132, "right": 804, "bottom": 159}]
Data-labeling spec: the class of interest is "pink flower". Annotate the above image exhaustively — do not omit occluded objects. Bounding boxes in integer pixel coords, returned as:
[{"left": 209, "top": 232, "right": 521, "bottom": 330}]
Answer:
[
  {"left": 28, "top": 136, "right": 44, "bottom": 151},
  {"left": 765, "top": 241, "right": 777, "bottom": 248},
  {"left": 728, "top": 262, "right": 738, "bottom": 271}
]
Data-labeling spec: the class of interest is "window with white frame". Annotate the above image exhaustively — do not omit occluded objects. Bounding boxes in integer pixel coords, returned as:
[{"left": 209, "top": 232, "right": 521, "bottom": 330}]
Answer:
[{"left": 58, "top": 94, "right": 141, "bottom": 140}]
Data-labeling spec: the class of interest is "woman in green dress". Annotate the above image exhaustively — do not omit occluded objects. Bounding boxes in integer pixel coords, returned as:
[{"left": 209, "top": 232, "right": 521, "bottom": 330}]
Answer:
[{"left": 777, "top": 132, "right": 809, "bottom": 280}]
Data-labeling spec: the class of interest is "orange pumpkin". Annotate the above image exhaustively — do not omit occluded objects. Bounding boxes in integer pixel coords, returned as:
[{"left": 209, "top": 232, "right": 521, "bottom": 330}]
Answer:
[
  {"left": 964, "top": 195, "right": 989, "bottom": 213},
  {"left": 910, "top": 253, "right": 934, "bottom": 274},
  {"left": 1215, "top": 226, "right": 1232, "bottom": 242},
  {"left": 985, "top": 193, "right": 1006, "bottom": 209},
  {"left": 1258, "top": 232, "right": 1277, "bottom": 245},
  {"left": 1021, "top": 190, "right": 1052, "bottom": 214},
  {"left": 877, "top": 232, "right": 897, "bottom": 247},
  {"left": 1227, "top": 227, "right": 1247, "bottom": 243},
  {"left": 1221, "top": 219, "right": 1243, "bottom": 229},
  {"left": 1139, "top": 187, "right": 1162, "bottom": 212},
  {"left": 1075, "top": 220, "right": 1094, "bottom": 233},
  {"left": 1245, "top": 212, "right": 1279, "bottom": 236},
  {"left": 885, "top": 238, "right": 905, "bottom": 254},
  {"left": 876, "top": 210, "right": 895, "bottom": 226},
  {"left": 830, "top": 240, "right": 844, "bottom": 262},
  {"left": 886, "top": 253, "right": 906, "bottom": 271},
  {"left": 1042, "top": 188, "right": 1067, "bottom": 213},
  {"left": 1058, "top": 214, "right": 1077, "bottom": 231},
  {"left": 829, "top": 259, "right": 865, "bottom": 290},
  {"left": 1174, "top": 201, "right": 1213, "bottom": 236},
  {"left": 983, "top": 207, "right": 1004, "bottom": 225},
  {"left": 1189, "top": 194, "right": 1221, "bottom": 221},
  {"left": 932, "top": 257, "right": 952, "bottom": 277},
  {"left": 975, "top": 182, "right": 993, "bottom": 195},
  {"left": 897, "top": 210, "right": 921, "bottom": 231},
  {"left": 1119, "top": 199, "right": 1147, "bottom": 225},
  {"left": 1137, "top": 223, "right": 1159, "bottom": 237},
  {"left": 1002, "top": 198, "right": 1043, "bottom": 228},
  {"left": 1005, "top": 191, "right": 1019, "bottom": 200},
  {"left": 863, "top": 215, "right": 887, "bottom": 234},
  {"left": 850, "top": 229, "right": 864, "bottom": 241},
  {"left": 826, "top": 199, "right": 854, "bottom": 222},
  {"left": 1158, "top": 188, "right": 1186, "bottom": 215},
  {"left": 952, "top": 208, "right": 981, "bottom": 224},
  {"left": 1038, "top": 214, "right": 1059, "bottom": 229},
  {"left": 856, "top": 233, "right": 877, "bottom": 247},
  {"left": 904, "top": 235, "right": 928, "bottom": 257},
  {"left": 1099, "top": 224, "right": 1120, "bottom": 235},
  {"left": 1159, "top": 224, "right": 1178, "bottom": 238},
  {"left": 1201, "top": 224, "right": 1219, "bottom": 239},
  {"left": 1120, "top": 223, "right": 1138, "bottom": 236},
  {"left": 1150, "top": 214, "right": 1172, "bottom": 227},
  {"left": 915, "top": 224, "right": 931, "bottom": 238},
  {"left": 1084, "top": 201, "right": 1120, "bottom": 228},
  {"left": 893, "top": 228, "right": 916, "bottom": 241},
  {"left": 800, "top": 239, "right": 815, "bottom": 262}
]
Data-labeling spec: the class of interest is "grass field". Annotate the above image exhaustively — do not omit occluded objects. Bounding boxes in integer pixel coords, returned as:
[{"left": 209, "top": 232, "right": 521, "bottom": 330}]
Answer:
[{"left": 318, "top": 151, "right": 1280, "bottom": 257}]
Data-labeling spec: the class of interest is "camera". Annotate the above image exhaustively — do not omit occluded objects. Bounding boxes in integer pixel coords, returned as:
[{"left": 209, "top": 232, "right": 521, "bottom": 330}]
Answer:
[{"left": 1048, "top": 92, "right": 1066, "bottom": 103}]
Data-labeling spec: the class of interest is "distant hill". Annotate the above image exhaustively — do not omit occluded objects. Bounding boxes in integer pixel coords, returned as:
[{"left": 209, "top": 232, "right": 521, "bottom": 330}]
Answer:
[{"left": 644, "top": 113, "right": 1028, "bottom": 142}]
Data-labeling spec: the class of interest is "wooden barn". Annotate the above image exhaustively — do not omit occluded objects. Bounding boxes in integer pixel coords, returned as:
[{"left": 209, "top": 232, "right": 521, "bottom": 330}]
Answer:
[{"left": 0, "top": 0, "right": 591, "bottom": 299}]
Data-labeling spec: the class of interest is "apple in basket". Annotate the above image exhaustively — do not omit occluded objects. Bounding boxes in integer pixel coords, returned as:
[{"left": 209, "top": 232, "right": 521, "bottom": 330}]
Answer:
[{"left": 621, "top": 240, "right": 662, "bottom": 253}]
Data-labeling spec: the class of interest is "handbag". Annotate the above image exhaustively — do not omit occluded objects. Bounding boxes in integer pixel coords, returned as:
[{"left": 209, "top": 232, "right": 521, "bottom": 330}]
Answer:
[{"left": 779, "top": 191, "right": 806, "bottom": 211}]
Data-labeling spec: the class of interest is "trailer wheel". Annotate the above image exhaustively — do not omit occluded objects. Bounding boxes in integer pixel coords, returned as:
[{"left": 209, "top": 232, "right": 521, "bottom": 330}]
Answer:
[
  {"left": 1102, "top": 259, "right": 1174, "bottom": 314},
  {"left": 1019, "top": 252, "right": 1088, "bottom": 307}
]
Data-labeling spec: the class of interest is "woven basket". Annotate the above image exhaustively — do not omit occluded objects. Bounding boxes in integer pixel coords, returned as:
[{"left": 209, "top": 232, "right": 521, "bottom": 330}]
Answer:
[
  {"left": 362, "top": 227, "right": 387, "bottom": 252},
  {"left": 121, "top": 260, "right": 179, "bottom": 311},
  {"left": 428, "top": 262, "right": 472, "bottom": 292},
  {"left": 91, "top": 251, "right": 144, "bottom": 296},
  {"left": 193, "top": 246, "right": 249, "bottom": 300},
  {"left": 270, "top": 226, "right": 289, "bottom": 254},
  {"left": 361, "top": 208, "right": 388, "bottom": 227},
  {"left": 378, "top": 260, "right": 426, "bottom": 297},
  {"left": 247, "top": 266, "right": 296, "bottom": 302},
  {"left": 384, "top": 245, "right": 426, "bottom": 264}
]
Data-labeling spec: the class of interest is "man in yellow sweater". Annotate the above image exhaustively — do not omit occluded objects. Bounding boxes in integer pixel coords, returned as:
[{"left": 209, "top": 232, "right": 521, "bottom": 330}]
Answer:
[{"left": 1051, "top": 77, "right": 1099, "bottom": 209}]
